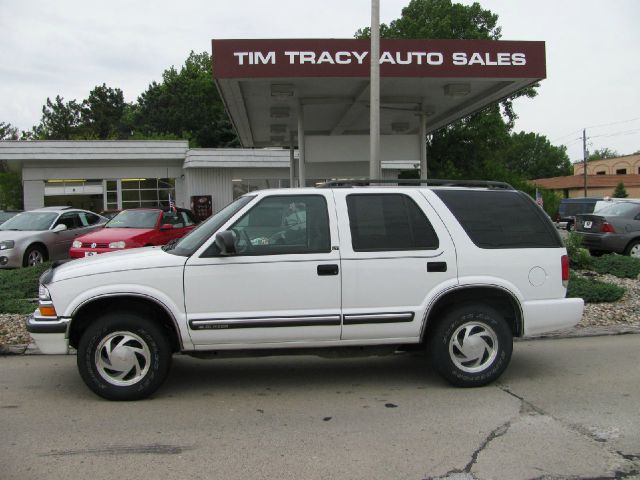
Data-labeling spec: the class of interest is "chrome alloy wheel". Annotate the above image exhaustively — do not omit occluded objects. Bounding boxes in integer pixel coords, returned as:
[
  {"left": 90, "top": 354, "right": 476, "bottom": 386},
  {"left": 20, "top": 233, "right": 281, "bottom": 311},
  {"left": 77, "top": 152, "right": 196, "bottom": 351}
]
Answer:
[
  {"left": 629, "top": 243, "right": 640, "bottom": 258},
  {"left": 95, "top": 331, "right": 151, "bottom": 386},
  {"left": 448, "top": 321, "right": 499, "bottom": 373},
  {"left": 27, "top": 250, "right": 44, "bottom": 266}
]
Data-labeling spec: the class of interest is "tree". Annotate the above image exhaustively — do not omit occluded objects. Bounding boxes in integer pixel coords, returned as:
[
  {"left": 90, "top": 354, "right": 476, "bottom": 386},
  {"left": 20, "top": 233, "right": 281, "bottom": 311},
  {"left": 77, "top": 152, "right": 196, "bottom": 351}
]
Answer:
[
  {"left": 81, "top": 84, "right": 128, "bottom": 139},
  {"left": 501, "top": 131, "right": 572, "bottom": 179},
  {"left": 37, "top": 95, "right": 82, "bottom": 139},
  {"left": 0, "top": 122, "right": 19, "bottom": 140},
  {"left": 133, "top": 51, "right": 237, "bottom": 147},
  {"left": 612, "top": 182, "right": 628, "bottom": 198},
  {"left": 0, "top": 170, "right": 23, "bottom": 209},
  {"left": 589, "top": 148, "right": 619, "bottom": 161}
]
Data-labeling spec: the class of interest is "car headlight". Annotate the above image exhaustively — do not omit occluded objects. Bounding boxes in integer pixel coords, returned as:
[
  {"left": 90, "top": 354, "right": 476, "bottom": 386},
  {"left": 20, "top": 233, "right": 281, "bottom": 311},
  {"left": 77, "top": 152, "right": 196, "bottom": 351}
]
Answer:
[
  {"left": 72, "top": 240, "right": 82, "bottom": 248},
  {"left": 108, "top": 241, "right": 126, "bottom": 249},
  {"left": 0, "top": 240, "right": 15, "bottom": 251},
  {"left": 38, "top": 284, "right": 51, "bottom": 301}
]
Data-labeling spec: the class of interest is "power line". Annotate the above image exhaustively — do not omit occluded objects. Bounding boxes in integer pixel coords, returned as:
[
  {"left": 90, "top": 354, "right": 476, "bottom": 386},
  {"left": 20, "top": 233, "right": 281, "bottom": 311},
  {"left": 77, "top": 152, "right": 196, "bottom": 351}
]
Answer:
[{"left": 551, "top": 116, "right": 640, "bottom": 143}]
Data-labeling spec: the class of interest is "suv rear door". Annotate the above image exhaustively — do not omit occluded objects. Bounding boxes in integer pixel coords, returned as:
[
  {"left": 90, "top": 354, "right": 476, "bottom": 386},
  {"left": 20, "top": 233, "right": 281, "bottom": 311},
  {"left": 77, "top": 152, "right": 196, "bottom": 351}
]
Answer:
[{"left": 333, "top": 189, "right": 458, "bottom": 341}]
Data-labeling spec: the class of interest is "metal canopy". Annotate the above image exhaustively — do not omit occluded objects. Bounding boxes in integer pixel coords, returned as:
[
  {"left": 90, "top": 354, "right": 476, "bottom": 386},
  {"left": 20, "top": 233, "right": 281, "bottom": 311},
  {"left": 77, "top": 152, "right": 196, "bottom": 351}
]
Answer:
[{"left": 212, "top": 39, "right": 546, "bottom": 149}]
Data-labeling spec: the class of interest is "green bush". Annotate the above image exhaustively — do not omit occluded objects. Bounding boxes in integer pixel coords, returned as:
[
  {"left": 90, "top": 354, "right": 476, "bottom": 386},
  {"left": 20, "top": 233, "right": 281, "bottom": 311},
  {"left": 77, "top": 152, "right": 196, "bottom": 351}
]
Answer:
[
  {"left": 567, "top": 272, "right": 625, "bottom": 303},
  {"left": 564, "top": 233, "right": 592, "bottom": 270},
  {"left": 590, "top": 254, "right": 640, "bottom": 279},
  {"left": 0, "top": 263, "right": 50, "bottom": 314}
]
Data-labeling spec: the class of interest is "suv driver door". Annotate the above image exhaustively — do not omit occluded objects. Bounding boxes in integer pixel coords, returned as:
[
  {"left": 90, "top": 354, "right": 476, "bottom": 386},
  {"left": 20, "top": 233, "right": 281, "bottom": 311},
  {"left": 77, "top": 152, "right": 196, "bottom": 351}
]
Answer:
[{"left": 183, "top": 192, "right": 341, "bottom": 347}]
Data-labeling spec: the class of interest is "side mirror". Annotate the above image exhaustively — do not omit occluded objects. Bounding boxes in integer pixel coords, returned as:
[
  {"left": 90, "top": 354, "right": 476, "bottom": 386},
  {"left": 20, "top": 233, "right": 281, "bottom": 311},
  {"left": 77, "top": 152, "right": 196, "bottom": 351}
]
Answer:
[
  {"left": 215, "top": 231, "right": 236, "bottom": 255},
  {"left": 160, "top": 223, "right": 174, "bottom": 231},
  {"left": 52, "top": 224, "right": 67, "bottom": 233}
]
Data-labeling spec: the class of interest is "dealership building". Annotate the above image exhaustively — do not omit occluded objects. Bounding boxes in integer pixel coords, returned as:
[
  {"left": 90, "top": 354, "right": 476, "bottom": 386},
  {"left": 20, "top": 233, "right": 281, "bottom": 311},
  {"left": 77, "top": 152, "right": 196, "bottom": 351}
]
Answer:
[{"left": 0, "top": 38, "right": 546, "bottom": 216}]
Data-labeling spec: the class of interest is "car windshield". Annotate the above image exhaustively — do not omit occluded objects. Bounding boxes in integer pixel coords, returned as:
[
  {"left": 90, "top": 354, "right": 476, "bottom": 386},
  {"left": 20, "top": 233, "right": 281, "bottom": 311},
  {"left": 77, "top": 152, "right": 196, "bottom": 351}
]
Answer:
[
  {"left": 0, "top": 212, "right": 18, "bottom": 223},
  {"left": 166, "top": 196, "right": 254, "bottom": 256},
  {"left": 105, "top": 210, "right": 160, "bottom": 229},
  {"left": 0, "top": 212, "right": 58, "bottom": 231},
  {"left": 596, "top": 202, "right": 640, "bottom": 217}
]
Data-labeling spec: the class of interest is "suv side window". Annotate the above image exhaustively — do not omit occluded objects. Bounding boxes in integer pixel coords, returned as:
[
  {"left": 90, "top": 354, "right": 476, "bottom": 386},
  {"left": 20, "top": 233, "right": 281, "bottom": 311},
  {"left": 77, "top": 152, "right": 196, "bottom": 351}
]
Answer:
[
  {"left": 346, "top": 193, "right": 439, "bottom": 251},
  {"left": 435, "top": 190, "right": 562, "bottom": 248},
  {"left": 229, "top": 195, "right": 330, "bottom": 255}
]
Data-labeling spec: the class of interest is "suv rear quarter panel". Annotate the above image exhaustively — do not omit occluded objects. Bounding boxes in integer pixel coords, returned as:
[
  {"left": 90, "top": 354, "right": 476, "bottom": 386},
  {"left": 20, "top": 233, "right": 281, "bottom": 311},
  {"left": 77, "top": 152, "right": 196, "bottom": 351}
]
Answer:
[{"left": 422, "top": 190, "right": 567, "bottom": 302}]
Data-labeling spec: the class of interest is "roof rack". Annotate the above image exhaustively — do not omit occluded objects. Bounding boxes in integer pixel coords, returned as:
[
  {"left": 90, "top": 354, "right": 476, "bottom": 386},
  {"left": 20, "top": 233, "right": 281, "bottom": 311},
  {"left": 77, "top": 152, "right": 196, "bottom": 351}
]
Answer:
[{"left": 316, "top": 179, "right": 514, "bottom": 190}]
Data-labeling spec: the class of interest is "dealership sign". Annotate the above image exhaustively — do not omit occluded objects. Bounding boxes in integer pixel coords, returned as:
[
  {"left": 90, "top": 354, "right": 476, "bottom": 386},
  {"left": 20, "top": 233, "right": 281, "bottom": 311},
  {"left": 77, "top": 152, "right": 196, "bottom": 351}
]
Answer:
[{"left": 212, "top": 39, "right": 545, "bottom": 79}]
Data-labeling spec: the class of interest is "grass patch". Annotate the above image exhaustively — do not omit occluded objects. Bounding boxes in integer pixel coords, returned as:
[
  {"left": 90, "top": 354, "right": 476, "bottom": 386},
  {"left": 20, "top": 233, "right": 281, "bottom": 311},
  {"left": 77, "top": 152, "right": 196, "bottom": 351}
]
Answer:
[
  {"left": 567, "top": 272, "right": 625, "bottom": 303},
  {"left": 0, "top": 263, "right": 50, "bottom": 314},
  {"left": 590, "top": 254, "right": 640, "bottom": 279}
]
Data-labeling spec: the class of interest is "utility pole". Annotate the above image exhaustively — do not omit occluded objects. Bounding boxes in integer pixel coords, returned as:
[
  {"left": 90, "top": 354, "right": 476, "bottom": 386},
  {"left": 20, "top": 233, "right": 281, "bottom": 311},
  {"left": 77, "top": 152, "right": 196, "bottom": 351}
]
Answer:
[
  {"left": 583, "top": 129, "right": 588, "bottom": 197},
  {"left": 369, "top": 0, "right": 381, "bottom": 181}
]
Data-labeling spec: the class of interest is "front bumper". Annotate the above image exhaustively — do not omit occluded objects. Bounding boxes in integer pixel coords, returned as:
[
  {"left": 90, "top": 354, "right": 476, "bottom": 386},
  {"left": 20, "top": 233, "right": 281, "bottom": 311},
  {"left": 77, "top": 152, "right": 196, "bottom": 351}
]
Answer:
[
  {"left": 0, "top": 248, "right": 24, "bottom": 268},
  {"left": 26, "top": 310, "right": 70, "bottom": 354},
  {"left": 522, "top": 297, "right": 584, "bottom": 336}
]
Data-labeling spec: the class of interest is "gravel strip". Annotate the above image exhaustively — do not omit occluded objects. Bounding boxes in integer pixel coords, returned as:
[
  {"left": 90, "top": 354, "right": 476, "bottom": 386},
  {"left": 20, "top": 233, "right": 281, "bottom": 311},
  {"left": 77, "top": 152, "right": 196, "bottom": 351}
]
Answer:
[{"left": 1, "top": 274, "right": 638, "bottom": 353}]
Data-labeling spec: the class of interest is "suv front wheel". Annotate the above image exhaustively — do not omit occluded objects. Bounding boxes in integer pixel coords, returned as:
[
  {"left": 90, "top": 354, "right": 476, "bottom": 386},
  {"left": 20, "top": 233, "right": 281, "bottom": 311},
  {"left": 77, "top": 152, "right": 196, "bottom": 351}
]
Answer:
[
  {"left": 77, "top": 311, "right": 172, "bottom": 401},
  {"left": 429, "top": 304, "right": 512, "bottom": 387}
]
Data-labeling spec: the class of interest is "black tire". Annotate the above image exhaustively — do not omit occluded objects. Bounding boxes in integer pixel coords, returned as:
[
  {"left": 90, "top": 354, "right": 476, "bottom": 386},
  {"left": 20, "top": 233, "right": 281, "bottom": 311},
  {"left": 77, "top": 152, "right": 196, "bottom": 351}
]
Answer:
[
  {"left": 625, "top": 240, "right": 640, "bottom": 258},
  {"left": 22, "top": 244, "right": 47, "bottom": 267},
  {"left": 589, "top": 249, "right": 604, "bottom": 257},
  {"left": 429, "top": 304, "right": 513, "bottom": 388},
  {"left": 566, "top": 221, "right": 574, "bottom": 232},
  {"left": 77, "top": 311, "right": 172, "bottom": 401}
]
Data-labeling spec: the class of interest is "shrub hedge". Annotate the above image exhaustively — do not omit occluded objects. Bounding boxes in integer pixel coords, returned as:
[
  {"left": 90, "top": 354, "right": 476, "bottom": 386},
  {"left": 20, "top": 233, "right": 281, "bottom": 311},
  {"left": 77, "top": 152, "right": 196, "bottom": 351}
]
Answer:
[
  {"left": 590, "top": 254, "right": 640, "bottom": 279},
  {"left": 567, "top": 273, "right": 625, "bottom": 303},
  {"left": 0, "top": 263, "right": 50, "bottom": 314}
]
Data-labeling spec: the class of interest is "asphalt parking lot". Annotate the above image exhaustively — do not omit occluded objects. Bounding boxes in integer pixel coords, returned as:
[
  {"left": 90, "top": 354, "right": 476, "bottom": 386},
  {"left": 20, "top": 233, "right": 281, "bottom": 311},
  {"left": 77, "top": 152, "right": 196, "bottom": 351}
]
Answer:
[{"left": 1, "top": 334, "right": 639, "bottom": 480}]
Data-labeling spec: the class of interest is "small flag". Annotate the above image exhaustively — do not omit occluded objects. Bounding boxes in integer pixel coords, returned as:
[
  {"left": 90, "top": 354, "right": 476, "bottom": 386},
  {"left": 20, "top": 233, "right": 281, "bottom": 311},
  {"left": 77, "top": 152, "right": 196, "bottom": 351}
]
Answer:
[
  {"left": 535, "top": 188, "right": 544, "bottom": 208},
  {"left": 168, "top": 193, "right": 177, "bottom": 212}
]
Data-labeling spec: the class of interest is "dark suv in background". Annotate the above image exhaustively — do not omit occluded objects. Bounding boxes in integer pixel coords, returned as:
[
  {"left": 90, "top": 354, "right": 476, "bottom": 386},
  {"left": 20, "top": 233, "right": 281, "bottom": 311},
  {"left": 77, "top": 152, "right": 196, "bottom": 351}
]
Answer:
[{"left": 556, "top": 197, "right": 600, "bottom": 231}]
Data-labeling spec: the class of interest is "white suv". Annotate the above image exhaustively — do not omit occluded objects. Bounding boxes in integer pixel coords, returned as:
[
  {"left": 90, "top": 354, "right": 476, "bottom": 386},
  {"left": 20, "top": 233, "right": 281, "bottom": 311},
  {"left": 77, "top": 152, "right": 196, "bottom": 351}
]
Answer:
[{"left": 28, "top": 181, "right": 583, "bottom": 400}]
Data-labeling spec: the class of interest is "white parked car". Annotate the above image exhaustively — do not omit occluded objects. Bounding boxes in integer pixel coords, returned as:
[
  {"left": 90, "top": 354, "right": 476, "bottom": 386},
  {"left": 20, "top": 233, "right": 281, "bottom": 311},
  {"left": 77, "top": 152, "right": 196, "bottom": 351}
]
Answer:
[{"left": 28, "top": 181, "right": 584, "bottom": 400}]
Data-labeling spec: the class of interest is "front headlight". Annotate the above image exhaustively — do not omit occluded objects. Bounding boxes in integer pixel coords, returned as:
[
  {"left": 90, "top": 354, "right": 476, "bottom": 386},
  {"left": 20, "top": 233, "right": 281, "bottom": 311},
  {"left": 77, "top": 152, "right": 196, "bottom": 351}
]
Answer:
[
  {"left": 38, "top": 284, "right": 51, "bottom": 301},
  {"left": 108, "top": 241, "right": 126, "bottom": 249},
  {"left": 72, "top": 240, "right": 82, "bottom": 248},
  {"left": 0, "top": 240, "right": 15, "bottom": 251}
]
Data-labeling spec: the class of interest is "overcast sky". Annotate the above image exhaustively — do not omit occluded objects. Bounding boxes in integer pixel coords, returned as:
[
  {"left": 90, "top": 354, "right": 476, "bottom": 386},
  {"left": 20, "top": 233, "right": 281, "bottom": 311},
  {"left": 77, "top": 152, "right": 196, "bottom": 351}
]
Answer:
[{"left": 1, "top": 0, "right": 638, "bottom": 163}]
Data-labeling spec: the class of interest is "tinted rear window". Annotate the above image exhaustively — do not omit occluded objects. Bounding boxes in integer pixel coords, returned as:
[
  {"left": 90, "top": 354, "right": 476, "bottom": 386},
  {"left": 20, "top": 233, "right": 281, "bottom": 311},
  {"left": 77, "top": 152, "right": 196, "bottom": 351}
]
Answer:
[
  {"left": 347, "top": 193, "right": 439, "bottom": 251},
  {"left": 435, "top": 190, "right": 562, "bottom": 249}
]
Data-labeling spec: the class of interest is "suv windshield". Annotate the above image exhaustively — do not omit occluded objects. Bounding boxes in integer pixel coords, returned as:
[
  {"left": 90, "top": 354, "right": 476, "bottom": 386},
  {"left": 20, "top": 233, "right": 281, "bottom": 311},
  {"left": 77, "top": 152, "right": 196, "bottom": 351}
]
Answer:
[
  {"left": 166, "top": 196, "right": 254, "bottom": 256},
  {"left": 106, "top": 210, "right": 160, "bottom": 229},
  {"left": 0, "top": 212, "right": 58, "bottom": 231}
]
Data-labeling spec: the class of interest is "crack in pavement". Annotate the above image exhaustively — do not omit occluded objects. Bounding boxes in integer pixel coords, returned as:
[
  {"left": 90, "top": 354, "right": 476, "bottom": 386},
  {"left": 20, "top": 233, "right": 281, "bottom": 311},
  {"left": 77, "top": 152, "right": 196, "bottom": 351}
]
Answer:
[
  {"left": 423, "top": 419, "right": 514, "bottom": 480},
  {"left": 424, "top": 385, "right": 640, "bottom": 480},
  {"left": 496, "top": 384, "right": 640, "bottom": 479}
]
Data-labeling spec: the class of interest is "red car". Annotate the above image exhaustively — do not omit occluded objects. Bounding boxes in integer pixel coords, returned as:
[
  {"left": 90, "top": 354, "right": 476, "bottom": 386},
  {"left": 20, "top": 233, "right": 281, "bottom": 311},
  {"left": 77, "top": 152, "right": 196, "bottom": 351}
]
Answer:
[{"left": 70, "top": 208, "right": 197, "bottom": 258}]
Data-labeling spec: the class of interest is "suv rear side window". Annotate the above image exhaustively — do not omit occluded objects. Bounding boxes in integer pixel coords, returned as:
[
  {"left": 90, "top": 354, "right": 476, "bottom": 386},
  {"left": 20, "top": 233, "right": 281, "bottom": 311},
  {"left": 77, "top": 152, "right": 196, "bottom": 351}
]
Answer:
[
  {"left": 346, "top": 194, "right": 439, "bottom": 251},
  {"left": 435, "top": 190, "right": 562, "bottom": 248}
]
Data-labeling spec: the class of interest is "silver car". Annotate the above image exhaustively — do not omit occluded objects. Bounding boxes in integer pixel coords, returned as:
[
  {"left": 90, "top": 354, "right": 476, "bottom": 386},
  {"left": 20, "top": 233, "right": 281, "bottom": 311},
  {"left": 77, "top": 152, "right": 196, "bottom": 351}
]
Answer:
[
  {"left": 575, "top": 201, "right": 640, "bottom": 257},
  {"left": 0, "top": 207, "right": 107, "bottom": 268}
]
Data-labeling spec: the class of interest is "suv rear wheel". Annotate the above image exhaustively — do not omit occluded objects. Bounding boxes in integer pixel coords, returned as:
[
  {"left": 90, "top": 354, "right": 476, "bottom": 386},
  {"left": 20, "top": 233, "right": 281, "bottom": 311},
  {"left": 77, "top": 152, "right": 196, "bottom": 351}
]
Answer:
[
  {"left": 429, "top": 304, "right": 512, "bottom": 387},
  {"left": 77, "top": 311, "right": 172, "bottom": 401}
]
